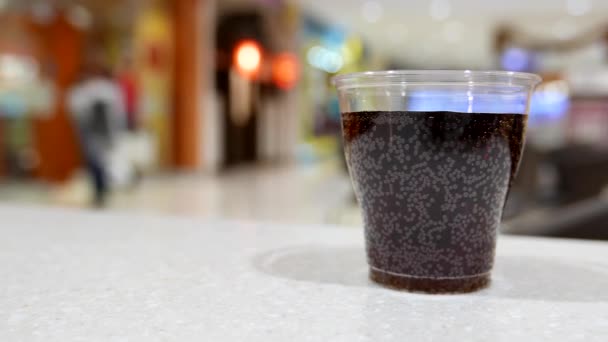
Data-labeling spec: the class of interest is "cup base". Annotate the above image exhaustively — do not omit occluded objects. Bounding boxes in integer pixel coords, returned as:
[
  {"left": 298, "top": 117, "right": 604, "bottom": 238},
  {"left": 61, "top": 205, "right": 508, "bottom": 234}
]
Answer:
[{"left": 370, "top": 268, "right": 490, "bottom": 294}]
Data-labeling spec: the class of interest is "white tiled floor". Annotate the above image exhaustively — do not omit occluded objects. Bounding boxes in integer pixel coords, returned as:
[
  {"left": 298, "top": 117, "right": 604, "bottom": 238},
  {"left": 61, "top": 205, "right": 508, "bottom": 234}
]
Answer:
[{"left": 0, "top": 161, "right": 362, "bottom": 226}]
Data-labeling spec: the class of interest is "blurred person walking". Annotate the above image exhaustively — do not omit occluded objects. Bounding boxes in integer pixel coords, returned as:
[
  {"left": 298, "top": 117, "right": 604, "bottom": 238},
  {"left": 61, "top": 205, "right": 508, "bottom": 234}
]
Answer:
[{"left": 67, "top": 61, "right": 126, "bottom": 207}]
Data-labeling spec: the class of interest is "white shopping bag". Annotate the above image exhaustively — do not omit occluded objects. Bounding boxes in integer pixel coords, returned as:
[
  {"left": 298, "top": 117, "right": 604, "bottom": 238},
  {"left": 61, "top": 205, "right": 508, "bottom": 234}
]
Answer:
[
  {"left": 106, "top": 135, "right": 134, "bottom": 188},
  {"left": 106, "top": 131, "right": 156, "bottom": 188}
]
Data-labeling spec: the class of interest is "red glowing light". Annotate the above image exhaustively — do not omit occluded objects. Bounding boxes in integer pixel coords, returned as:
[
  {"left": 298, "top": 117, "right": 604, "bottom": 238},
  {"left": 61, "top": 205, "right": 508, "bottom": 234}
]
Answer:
[{"left": 272, "top": 52, "right": 299, "bottom": 89}]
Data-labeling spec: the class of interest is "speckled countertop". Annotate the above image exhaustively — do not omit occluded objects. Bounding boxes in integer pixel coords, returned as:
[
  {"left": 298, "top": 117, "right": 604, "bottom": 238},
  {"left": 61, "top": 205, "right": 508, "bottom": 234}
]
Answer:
[{"left": 1, "top": 205, "right": 607, "bottom": 341}]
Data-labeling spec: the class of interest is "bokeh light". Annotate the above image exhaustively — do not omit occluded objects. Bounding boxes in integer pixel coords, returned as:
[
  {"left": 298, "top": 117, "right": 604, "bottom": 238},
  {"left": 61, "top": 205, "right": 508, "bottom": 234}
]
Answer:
[
  {"left": 272, "top": 52, "right": 300, "bottom": 90},
  {"left": 234, "top": 40, "right": 262, "bottom": 78}
]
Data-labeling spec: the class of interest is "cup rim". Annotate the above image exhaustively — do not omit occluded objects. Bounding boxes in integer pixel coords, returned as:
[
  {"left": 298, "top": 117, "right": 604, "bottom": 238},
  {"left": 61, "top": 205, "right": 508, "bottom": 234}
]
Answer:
[{"left": 332, "top": 70, "right": 542, "bottom": 90}]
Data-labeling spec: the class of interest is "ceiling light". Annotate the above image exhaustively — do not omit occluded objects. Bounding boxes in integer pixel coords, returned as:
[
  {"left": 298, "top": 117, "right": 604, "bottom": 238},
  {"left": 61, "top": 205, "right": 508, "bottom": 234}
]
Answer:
[
  {"left": 361, "top": 1, "right": 383, "bottom": 23},
  {"left": 430, "top": 0, "right": 451, "bottom": 21},
  {"left": 566, "top": 0, "right": 592, "bottom": 17}
]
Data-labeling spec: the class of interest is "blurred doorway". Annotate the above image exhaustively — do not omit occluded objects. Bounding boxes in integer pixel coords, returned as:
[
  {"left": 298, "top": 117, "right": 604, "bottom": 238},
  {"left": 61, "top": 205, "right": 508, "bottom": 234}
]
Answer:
[{"left": 215, "top": 12, "right": 266, "bottom": 168}]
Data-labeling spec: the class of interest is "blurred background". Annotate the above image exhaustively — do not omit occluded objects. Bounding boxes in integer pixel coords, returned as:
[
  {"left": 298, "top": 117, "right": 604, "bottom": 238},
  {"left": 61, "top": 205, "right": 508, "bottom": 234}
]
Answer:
[{"left": 0, "top": 0, "right": 606, "bottom": 239}]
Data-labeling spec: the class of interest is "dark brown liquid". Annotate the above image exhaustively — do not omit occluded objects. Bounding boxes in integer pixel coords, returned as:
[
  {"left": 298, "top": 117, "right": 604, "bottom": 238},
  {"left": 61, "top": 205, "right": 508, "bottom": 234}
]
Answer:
[{"left": 342, "top": 111, "right": 527, "bottom": 293}]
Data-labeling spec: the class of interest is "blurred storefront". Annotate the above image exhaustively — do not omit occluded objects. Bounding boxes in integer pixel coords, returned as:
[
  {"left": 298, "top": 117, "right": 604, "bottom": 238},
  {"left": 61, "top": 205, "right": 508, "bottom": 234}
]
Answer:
[
  {"left": 0, "top": 10, "right": 81, "bottom": 181},
  {"left": 495, "top": 23, "right": 608, "bottom": 234},
  {"left": 296, "top": 16, "right": 368, "bottom": 163},
  {"left": 211, "top": 0, "right": 301, "bottom": 169},
  {"left": 0, "top": 0, "right": 310, "bottom": 184},
  {"left": 134, "top": 1, "right": 174, "bottom": 168},
  {"left": 0, "top": 0, "right": 209, "bottom": 183}
]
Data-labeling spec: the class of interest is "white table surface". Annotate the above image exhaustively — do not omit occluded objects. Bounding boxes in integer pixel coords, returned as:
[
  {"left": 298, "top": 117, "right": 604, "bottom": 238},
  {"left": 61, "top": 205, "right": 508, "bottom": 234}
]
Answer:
[{"left": 1, "top": 205, "right": 607, "bottom": 341}]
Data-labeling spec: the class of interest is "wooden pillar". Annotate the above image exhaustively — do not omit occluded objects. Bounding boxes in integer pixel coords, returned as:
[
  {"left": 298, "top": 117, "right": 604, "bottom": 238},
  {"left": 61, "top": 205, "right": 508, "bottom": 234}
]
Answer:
[
  {"left": 29, "top": 14, "right": 83, "bottom": 182},
  {"left": 172, "top": 0, "right": 205, "bottom": 169},
  {"left": 0, "top": 119, "right": 5, "bottom": 178}
]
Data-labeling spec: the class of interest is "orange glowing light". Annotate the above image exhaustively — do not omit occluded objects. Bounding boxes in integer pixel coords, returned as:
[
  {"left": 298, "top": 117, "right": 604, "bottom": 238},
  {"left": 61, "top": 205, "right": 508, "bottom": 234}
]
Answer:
[
  {"left": 272, "top": 52, "right": 300, "bottom": 90},
  {"left": 234, "top": 40, "right": 262, "bottom": 78}
]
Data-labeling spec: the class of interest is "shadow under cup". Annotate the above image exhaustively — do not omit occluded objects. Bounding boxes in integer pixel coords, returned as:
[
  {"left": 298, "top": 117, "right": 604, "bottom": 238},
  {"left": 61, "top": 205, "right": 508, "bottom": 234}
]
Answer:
[{"left": 333, "top": 70, "right": 541, "bottom": 293}]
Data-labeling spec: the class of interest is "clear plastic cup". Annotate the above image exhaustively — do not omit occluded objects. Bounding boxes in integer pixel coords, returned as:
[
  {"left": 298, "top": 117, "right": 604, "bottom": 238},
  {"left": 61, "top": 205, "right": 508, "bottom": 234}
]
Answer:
[{"left": 332, "top": 70, "right": 541, "bottom": 293}]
